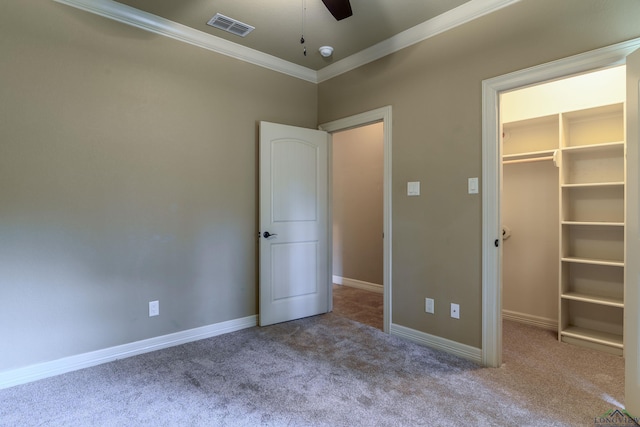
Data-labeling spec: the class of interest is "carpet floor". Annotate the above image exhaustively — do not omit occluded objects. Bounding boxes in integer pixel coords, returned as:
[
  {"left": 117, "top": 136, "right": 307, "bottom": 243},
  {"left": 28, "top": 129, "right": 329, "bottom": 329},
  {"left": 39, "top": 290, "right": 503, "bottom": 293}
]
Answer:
[{"left": 0, "top": 291, "right": 626, "bottom": 426}]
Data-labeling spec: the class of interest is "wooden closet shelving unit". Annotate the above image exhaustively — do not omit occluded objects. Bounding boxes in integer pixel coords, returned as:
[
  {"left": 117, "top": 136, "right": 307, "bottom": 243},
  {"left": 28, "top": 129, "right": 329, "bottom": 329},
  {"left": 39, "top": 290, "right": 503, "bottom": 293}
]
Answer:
[
  {"left": 559, "top": 103, "right": 625, "bottom": 355},
  {"left": 502, "top": 102, "right": 625, "bottom": 355}
]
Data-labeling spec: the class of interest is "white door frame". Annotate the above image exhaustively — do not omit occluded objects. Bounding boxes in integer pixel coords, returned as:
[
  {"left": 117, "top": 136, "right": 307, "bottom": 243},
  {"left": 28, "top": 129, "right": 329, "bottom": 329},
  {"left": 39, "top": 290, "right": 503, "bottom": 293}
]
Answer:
[
  {"left": 319, "top": 106, "right": 393, "bottom": 333},
  {"left": 482, "top": 38, "right": 640, "bottom": 367}
]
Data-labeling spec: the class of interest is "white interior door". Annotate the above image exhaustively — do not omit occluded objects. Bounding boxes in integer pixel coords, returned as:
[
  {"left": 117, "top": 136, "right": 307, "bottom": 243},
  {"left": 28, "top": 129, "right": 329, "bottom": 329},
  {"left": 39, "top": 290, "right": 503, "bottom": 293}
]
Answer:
[
  {"left": 259, "top": 121, "right": 329, "bottom": 326},
  {"left": 625, "top": 48, "right": 640, "bottom": 416}
]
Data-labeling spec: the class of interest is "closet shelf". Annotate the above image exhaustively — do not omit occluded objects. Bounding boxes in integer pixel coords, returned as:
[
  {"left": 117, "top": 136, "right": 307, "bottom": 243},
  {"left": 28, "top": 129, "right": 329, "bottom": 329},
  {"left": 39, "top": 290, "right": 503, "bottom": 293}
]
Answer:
[
  {"left": 560, "top": 326, "right": 623, "bottom": 349},
  {"left": 561, "top": 292, "right": 624, "bottom": 307},
  {"left": 561, "top": 221, "right": 624, "bottom": 227},
  {"left": 562, "top": 141, "right": 624, "bottom": 153},
  {"left": 503, "top": 156, "right": 554, "bottom": 165},
  {"left": 502, "top": 149, "right": 556, "bottom": 162},
  {"left": 561, "top": 257, "right": 624, "bottom": 267},
  {"left": 561, "top": 182, "right": 624, "bottom": 189}
]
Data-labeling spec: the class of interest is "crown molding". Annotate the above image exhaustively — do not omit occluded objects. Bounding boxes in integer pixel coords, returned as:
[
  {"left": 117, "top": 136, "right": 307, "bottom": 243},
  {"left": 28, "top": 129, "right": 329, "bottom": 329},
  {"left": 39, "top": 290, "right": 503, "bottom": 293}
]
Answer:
[
  {"left": 317, "top": 0, "right": 521, "bottom": 82},
  {"left": 52, "top": 0, "right": 318, "bottom": 83},
  {"left": 53, "top": 0, "right": 521, "bottom": 84}
]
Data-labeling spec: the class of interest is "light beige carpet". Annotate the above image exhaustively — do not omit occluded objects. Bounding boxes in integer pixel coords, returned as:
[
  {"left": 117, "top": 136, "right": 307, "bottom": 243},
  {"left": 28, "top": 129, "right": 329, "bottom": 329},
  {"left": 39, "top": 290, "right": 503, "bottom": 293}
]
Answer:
[{"left": 0, "top": 311, "right": 625, "bottom": 426}]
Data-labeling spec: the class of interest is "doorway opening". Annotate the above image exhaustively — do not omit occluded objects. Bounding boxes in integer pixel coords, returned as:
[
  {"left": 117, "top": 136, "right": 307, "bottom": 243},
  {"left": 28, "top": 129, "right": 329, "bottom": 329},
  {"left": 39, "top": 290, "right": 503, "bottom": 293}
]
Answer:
[
  {"left": 494, "top": 64, "right": 629, "bottom": 416},
  {"left": 331, "top": 122, "right": 384, "bottom": 330},
  {"left": 319, "top": 105, "right": 392, "bottom": 333},
  {"left": 500, "top": 66, "right": 625, "bottom": 341},
  {"left": 480, "top": 39, "right": 640, "bottom": 368}
]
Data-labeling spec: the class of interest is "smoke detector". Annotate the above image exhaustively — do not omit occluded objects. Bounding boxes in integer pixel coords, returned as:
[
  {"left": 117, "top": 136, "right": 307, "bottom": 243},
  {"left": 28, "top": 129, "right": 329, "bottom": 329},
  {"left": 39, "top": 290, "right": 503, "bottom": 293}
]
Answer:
[
  {"left": 319, "top": 46, "right": 334, "bottom": 57},
  {"left": 206, "top": 13, "right": 255, "bottom": 37}
]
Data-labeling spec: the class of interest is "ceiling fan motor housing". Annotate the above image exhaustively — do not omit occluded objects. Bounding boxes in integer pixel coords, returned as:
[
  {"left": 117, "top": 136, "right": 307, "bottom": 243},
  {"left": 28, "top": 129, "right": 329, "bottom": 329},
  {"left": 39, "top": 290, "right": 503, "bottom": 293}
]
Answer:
[{"left": 321, "top": 0, "right": 353, "bottom": 21}]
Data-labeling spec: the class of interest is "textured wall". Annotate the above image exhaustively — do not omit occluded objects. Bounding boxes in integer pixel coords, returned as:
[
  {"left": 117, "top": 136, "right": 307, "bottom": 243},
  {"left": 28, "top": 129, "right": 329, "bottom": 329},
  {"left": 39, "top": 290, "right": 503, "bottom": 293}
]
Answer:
[
  {"left": 0, "top": 0, "right": 317, "bottom": 371},
  {"left": 332, "top": 123, "right": 384, "bottom": 285},
  {"left": 318, "top": 0, "right": 640, "bottom": 348}
]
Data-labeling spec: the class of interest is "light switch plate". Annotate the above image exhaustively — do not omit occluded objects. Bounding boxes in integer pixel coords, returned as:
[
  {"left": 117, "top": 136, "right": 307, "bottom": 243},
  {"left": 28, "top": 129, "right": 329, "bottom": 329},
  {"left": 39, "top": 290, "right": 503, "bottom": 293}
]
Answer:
[
  {"left": 425, "top": 298, "right": 434, "bottom": 314},
  {"left": 468, "top": 177, "right": 479, "bottom": 194},
  {"left": 149, "top": 300, "right": 159, "bottom": 317},
  {"left": 407, "top": 181, "right": 420, "bottom": 196}
]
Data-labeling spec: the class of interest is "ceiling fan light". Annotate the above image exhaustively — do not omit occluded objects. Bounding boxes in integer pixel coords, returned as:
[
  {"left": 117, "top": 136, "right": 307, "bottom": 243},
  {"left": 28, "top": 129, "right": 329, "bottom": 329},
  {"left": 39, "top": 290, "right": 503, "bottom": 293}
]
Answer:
[{"left": 319, "top": 46, "right": 334, "bottom": 57}]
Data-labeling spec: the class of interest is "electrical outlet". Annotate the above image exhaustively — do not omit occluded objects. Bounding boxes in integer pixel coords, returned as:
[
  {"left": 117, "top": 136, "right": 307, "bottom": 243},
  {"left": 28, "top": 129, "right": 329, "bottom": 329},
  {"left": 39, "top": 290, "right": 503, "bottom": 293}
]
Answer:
[
  {"left": 425, "top": 298, "right": 434, "bottom": 314},
  {"left": 450, "top": 303, "right": 460, "bottom": 319},
  {"left": 149, "top": 300, "right": 159, "bottom": 317}
]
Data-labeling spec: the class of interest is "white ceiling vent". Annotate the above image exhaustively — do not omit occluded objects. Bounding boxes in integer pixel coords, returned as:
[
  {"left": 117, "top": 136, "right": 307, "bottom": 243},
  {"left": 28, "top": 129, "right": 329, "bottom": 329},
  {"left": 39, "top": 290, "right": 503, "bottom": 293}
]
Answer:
[{"left": 206, "top": 13, "right": 254, "bottom": 37}]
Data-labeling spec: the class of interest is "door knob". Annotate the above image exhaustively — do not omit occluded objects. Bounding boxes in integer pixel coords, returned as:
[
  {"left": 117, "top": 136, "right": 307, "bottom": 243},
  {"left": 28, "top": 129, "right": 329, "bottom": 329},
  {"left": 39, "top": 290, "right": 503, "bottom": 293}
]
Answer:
[{"left": 263, "top": 231, "right": 278, "bottom": 238}]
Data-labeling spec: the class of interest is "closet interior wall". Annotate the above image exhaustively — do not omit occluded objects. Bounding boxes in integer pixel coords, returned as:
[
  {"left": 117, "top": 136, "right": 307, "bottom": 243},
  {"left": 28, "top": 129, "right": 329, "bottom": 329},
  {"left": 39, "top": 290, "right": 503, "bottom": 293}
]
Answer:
[
  {"left": 502, "top": 128, "right": 559, "bottom": 329},
  {"left": 500, "top": 67, "right": 625, "bottom": 339}
]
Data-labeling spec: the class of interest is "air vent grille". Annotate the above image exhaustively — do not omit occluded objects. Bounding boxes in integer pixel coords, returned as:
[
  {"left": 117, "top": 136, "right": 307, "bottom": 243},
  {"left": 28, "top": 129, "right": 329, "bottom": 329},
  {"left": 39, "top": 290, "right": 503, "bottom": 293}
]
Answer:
[{"left": 206, "top": 13, "right": 254, "bottom": 37}]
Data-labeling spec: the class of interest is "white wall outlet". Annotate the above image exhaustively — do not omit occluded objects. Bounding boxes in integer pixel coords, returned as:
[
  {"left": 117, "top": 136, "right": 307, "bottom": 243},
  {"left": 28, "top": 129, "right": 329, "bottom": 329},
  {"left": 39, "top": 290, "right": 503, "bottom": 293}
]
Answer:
[
  {"left": 450, "top": 303, "right": 460, "bottom": 319},
  {"left": 149, "top": 300, "right": 159, "bottom": 317},
  {"left": 425, "top": 298, "right": 434, "bottom": 314}
]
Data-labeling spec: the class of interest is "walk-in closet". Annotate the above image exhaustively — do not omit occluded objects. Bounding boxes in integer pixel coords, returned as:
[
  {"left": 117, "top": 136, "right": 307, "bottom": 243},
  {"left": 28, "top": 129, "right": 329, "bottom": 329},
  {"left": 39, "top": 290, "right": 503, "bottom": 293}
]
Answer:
[{"left": 501, "top": 66, "right": 626, "bottom": 355}]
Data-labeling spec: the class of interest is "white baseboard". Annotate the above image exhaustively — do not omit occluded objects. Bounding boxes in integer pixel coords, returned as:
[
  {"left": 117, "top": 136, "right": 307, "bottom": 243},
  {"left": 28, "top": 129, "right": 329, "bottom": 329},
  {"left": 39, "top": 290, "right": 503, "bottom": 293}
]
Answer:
[
  {"left": 333, "top": 276, "right": 383, "bottom": 294},
  {"left": 502, "top": 310, "right": 557, "bottom": 331},
  {"left": 0, "top": 315, "right": 257, "bottom": 390},
  {"left": 390, "top": 323, "right": 482, "bottom": 364}
]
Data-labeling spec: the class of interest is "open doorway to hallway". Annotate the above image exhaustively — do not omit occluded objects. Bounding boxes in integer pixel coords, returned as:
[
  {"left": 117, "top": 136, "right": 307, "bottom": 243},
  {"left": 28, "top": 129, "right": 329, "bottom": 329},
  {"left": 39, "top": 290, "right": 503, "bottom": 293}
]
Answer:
[{"left": 331, "top": 122, "right": 384, "bottom": 330}]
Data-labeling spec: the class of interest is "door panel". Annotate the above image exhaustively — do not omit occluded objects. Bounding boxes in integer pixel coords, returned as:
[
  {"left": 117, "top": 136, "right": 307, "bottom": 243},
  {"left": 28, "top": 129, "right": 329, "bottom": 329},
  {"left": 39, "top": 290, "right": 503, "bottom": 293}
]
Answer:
[
  {"left": 272, "top": 140, "right": 318, "bottom": 222},
  {"left": 272, "top": 242, "right": 318, "bottom": 300},
  {"left": 259, "top": 122, "right": 329, "bottom": 327}
]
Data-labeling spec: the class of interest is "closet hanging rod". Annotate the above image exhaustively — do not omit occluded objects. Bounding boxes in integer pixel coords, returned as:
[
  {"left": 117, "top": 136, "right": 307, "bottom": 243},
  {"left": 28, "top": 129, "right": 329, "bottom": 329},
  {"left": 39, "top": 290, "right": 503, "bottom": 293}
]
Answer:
[{"left": 503, "top": 155, "right": 554, "bottom": 165}]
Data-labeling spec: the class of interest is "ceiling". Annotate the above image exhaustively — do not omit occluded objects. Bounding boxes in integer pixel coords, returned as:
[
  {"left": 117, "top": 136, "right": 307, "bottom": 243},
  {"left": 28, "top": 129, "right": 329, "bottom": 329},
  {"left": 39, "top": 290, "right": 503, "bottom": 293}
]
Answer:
[{"left": 113, "top": 0, "right": 477, "bottom": 70}]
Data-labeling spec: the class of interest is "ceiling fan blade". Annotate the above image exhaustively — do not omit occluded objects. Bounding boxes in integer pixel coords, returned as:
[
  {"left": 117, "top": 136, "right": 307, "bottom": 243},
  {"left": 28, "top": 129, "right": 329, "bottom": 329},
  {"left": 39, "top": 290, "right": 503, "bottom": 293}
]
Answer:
[{"left": 321, "top": 0, "right": 353, "bottom": 21}]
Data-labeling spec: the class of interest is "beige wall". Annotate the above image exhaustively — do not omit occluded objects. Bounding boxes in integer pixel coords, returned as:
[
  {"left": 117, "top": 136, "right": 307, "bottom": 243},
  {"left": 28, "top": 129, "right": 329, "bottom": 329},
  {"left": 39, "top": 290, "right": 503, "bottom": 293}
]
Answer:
[
  {"left": 3, "top": 0, "right": 640, "bottom": 372},
  {"left": 502, "top": 162, "right": 559, "bottom": 324},
  {"left": 0, "top": 0, "right": 316, "bottom": 371},
  {"left": 318, "top": 0, "right": 640, "bottom": 348},
  {"left": 332, "top": 123, "right": 384, "bottom": 285}
]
